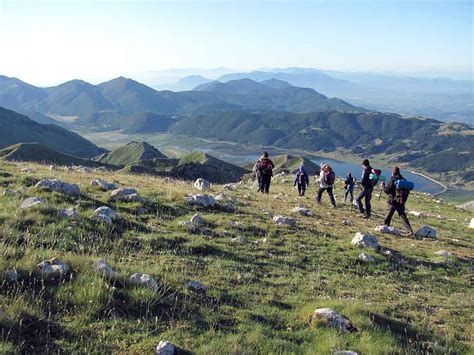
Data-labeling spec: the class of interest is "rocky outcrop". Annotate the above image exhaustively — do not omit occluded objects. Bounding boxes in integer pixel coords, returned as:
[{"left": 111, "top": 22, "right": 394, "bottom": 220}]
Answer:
[
  {"left": 351, "top": 233, "right": 379, "bottom": 249},
  {"left": 35, "top": 179, "right": 80, "bottom": 196}
]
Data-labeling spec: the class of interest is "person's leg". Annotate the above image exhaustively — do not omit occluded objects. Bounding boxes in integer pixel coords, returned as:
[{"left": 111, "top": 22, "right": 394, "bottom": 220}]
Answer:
[
  {"left": 264, "top": 176, "right": 271, "bottom": 194},
  {"left": 356, "top": 189, "right": 366, "bottom": 214},
  {"left": 365, "top": 188, "right": 373, "bottom": 217},
  {"left": 327, "top": 187, "right": 336, "bottom": 207},
  {"left": 343, "top": 190, "right": 348, "bottom": 203},
  {"left": 397, "top": 204, "right": 413, "bottom": 234},
  {"left": 301, "top": 184, "right": 306, "bottom": 196},
  {"left": 316, "top": 187, "right": 324, "bottom": 203},
  {"left": 384, "top": 204, "right": 396, "bottom": 226},
  {"left": 297, "top": 183, "right": 303, "bottom": 196},
  {"left": 349, "top": 189, "right": 354, "bottom": 204}
]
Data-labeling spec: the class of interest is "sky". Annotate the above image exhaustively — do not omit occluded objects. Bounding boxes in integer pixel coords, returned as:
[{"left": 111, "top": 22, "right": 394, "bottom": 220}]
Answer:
[{"left": 0, "top": 0, "right": 472, "bottom": 86}]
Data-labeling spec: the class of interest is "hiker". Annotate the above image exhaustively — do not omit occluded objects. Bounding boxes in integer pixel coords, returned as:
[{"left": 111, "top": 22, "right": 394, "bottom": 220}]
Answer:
[
  {"left": 254, "top": 152, "right": 274, "bottom": 194},
  {"left": 293, "top": 165, "right": 309, "bottom": 196},
  {"left": 356, "top": 159, "right": 376, "bottom": 218},
  {"left": 316, "top": 163, "right": 336, "bottom": 208},
  {"left": 381, "top": 167, "right": 414, "bottom": 236},
  {"left": 343, "top": 172, "right": 355, "bottom": 204}
]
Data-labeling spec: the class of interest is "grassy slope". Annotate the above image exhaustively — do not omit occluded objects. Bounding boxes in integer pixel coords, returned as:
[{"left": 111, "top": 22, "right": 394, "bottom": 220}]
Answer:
[
  {"left": 0, "top": 161, "right": 472, "bottom": 353},
  {"left": 96, "top": 141, "right": 167, "bottom": 166}
]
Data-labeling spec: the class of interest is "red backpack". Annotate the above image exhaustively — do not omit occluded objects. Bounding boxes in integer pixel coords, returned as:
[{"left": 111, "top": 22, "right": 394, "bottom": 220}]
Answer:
[
  {"left": 323, "top": 169, "right": 336, "bottom": 185},
  {"left": 259, "top": 159, "right": 273, "bottom": 176}
]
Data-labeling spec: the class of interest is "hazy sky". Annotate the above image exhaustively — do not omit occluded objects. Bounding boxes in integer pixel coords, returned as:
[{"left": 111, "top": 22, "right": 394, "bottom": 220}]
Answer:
[{"left": 0, "top": 0, "right": 472, "bottom": 85}]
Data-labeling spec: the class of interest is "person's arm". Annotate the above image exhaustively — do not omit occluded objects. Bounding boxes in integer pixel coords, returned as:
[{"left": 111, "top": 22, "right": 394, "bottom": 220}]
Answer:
[
  {"left": 383, "top": 179, "right": 393, "bottom": 195},
  {"left": 360, "top": 168, "right": 370, "bottom": 187}
]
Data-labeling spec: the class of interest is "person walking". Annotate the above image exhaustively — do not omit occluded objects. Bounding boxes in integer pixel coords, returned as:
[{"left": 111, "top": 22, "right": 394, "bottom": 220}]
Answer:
[
  {"left": 254, "top": 152, "right": 274, "bottom": 194},
  {"left": 356, "top": 159, "right": 375, "bottom": 218},
  {"left": 293, "top": 165, "right": 309, "bottom": 196},
  {"left": 381, "top": 166, "right": 414, "bottom": 236},
  {"left": 343, "top": 172, "right": 355, "bottom": 204},
  {"left": 316, "top": 164, "right": 336, "bottom": 208}
]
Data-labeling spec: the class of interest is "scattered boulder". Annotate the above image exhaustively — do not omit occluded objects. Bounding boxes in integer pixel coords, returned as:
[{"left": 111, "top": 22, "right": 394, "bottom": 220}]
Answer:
[
  {"left": 341, "top": 219, "right": 353, "bottom": 226},
  {"left": 272, "top": 215, "right": 296, "bottom": 227},
  {"left": 129, "top": 273, "right": 158, "bottom": 290},
  {"left": 179, "top": 220, "right": 196, "bottom": 233},
  {"left": 21, "top": 168, "right": 33, "bottom": 174},
  {"left": 358, "top": 253, "right": 375, "bottom": 263},
  {"left": 215, "top": 192, "right": 226, "bottom": 201},
  {"left": 184, "top": 194, "right": 216, "bottom": 208},
  {"left": 91, "top": 179, "right": 116, "bottom": 191},
  {"left": 109, "top": 188, "right": 144, "bottom": 203},
  {"left": 194, "top": 178, "right": 211, "bottom": 191},
  {"left": 92, "top": 206, "right": 118, "bottom": 224},
  {"left": 227, "top": 220, "right": 240, "bottom": 228},
  {"left": 223, "top": 182, "right": 240, "bottom": 191},
  {"left": 190, "top": 213, "right": 204, "bottom": 226},
  {"left": 3, "top": 269, "right": 19, "bottom": 283},
  {"left": 333, "top": 351, "right": 358, "bottom": 355},
  {"left": 469, "top": 218, "right": 474, "bottom": 229},
  {"left": 57, "top": 207, "right": 77, "bottom": 219},
  {"left": 76, "top": 166, "right": 92, "bottom": 173},
  {"left": 93, "top": 166, "right": 108, "bottom": 173},
  {"left": 415, "top": 225, "right": 437, "bottom": 239},
  {"left": 311, "top": 308, "right": 355, "bottom": 332},
  {"left": 36, "top": 258, "right": 70, "bottom": 278},
  {"left": 93, "top": 259, "right": 115, "bottom": 278},
  {"left": 155, "top": 340, "right": 175, "bottom": 355},
  {"left": 35, "top": 179, "right": 80, "bottom": 196},
  {"left": 374, "top": 225, "right": 401, "bottom": 236},
  {"left": 408, "top": 211, "right": 426, "bottom": 218},
  {"left": 186, "top": 280, "right": 207, "bottom": 292},
  {"left": 351, "top": 232, "right": 379, "bottom": 249},
  {"left": 2, "top": 188, "right": 19, "bottom": 197},
  {"left": 291, "top": 207, "right": 312, "bottom": 216},
  {"left": 220, "top": 201, "right": 236, "bottom": 213},
  {"left": 20, "top": 197, "right": 46, "bottom": 209},
  {"left": 231, "top": 236, "right": 248, "bottom": 244}
]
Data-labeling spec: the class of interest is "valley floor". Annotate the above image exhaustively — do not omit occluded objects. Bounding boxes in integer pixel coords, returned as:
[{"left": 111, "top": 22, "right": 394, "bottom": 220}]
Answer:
[{"left": 0, "top": 162, "right": 473, "bottom": 353}]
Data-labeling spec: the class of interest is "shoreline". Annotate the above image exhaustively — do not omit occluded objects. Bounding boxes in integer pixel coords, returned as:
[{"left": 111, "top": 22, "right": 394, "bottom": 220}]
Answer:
[{"left": 407, "top": 169, "right": 448, "bottom": 196}]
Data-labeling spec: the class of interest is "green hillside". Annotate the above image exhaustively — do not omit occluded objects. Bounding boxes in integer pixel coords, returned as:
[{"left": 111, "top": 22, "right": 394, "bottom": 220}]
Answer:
[
  {"left": 0, "top": 143, "right": 112, "bottom": 168},
  {"left": 95, "top": 141, "right": 167, "bottom": 166},
  {"left": 0, "top": 161, "right": 472, "bottom": 353},
  {"left": 0, "top": 106, "right": 106, "bottom": 158}
]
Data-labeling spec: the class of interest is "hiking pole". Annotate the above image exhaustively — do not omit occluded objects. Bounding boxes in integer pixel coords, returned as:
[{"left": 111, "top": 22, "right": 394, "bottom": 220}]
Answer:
[{"left": 378, "top": 175, "right": 386, "bottom": 202}]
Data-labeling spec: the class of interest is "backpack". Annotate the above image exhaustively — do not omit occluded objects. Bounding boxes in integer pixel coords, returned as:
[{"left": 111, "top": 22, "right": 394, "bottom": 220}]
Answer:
[
  {"left": 394, "top": 178, "right": 414, "bottom": 204},
  {"left": 323, "top": 170, "right": 336, "bottom": 185},
  {"left": 259, "top": 159, "right": 273, "bottom": 176},
  {"left": 298, "top": 171, "right": 306, "bottom": 184},
  {"left": 368, "top": 168, "right": 381, "bottom": 187}
]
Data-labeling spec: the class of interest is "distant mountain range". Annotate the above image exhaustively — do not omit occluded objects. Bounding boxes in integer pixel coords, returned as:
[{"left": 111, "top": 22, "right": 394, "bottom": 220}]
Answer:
[
  {"left": 0, "top": 75, "right": 360, "bottom": 129},
  {"left": 152, "top": 68, "right": 474, "bottom": 124}
]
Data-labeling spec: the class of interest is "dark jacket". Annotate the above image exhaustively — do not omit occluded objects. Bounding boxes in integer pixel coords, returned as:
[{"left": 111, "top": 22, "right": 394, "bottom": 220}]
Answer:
[
  {"left": 360, "top": 165, "right": 373, "bottom": 189},
  {"left": 255, "top": 157, "right": 274, "bottom": 177},
  {"left": 384, "top": 174, "right": 404, "bottom": 204},
  {"left": 344, "top": 175, "right": 354, "bottom": 190},
  {"left": 294, "top": 166, "right": 309, "bottom": 186}
]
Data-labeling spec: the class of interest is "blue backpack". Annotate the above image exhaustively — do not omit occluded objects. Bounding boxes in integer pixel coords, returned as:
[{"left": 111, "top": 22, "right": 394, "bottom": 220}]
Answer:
[{"left": 394, "top": 179, "right": 415, "bottom": 191}]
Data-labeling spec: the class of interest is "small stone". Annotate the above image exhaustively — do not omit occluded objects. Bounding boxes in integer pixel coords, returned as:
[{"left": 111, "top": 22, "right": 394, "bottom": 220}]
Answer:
[
  {"left": 291, "top": 207, "right": 312, "bottom": 216},
  {"left": 35, "top": 179, "right": 80, "bottom": 196},
  {"left": 4, "top": 269, "right": 19, "bottom": 283},
  {"left": 341, "top": 219, "right": 353, "bottom": 226},
  {"left": 179, "top": 220, "right": 196, "bottom": 233},
  {"left": 185, "top": 280, "right": 207, "bottom": 292},
  {"left": 36, "top": 258, "right": 69, "bottom": 278},
  {"left": 2, "top": 189, "right": 19, "bottom": 197},
  {"left": 311, "top": 308, "right": 355, "bottom": 332},
  {"left": 333, "top": 351, "right": 358, "bottom": 355},
  {"left": 93, "top": 259, "right": 115, "bottom": 278},
  {"left": 408, "top": 211, "right": 426, "bottom": 218},
  {"left": 351, "top": 232, "right": 379, "bottom": 249},
  {"left": 374, "top": 225, "right": 401, "bottom": 235},
  {"left": 110, "top": 188, "right": 144, "bottom": 203},
  {"left": 190, "top": 213, "right": 204, "bottom": 226},
  {"left": 57, "top": 207, "right": 77, "bottom": 219},
  {"left": 231, "top": 236, "right": 248, "bottom": 244},
  {"left": 129, "top": 273, "right": 158, "bottom": 290},
  {"left": 184, "top": 194, "right": 216, "bottom": 207},
  {"left": 155, "top": 340, "right": 175, "bottom": 355},
  {"left": 91, "top": 179, "right": 116, "bottom": 191},
  {"left": 220, "top": 201, "right": 236, "bottom": 213},
  {"left": 272, "top": 215, "right": 296, "bottom": 227},
  {"left": 358, "top": 253, "right": 375, "bottom": 263},
  {"left": 469, "top": 218, "right": 474, "bottom": 229},
  {"left": 415, "top": 225, "right": 437, "bottom": 239},
  {"left": 92, "top": 206, "right": 118, "bottom": 224},
  {"left": 20, "top": 197, "right": 46, "bottom": 209},
  {"left": 194, "top": 178, "right": 211, "bottom": 191},
  {"left": 215, "top": 192, "right": 226, "bottom": 201},
  {"left": 227, "top": 220, "right": 239, "bottom": 228}
]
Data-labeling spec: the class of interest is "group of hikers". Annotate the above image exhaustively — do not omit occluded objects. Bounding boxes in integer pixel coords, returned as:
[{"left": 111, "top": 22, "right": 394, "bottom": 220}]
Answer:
[{"left": 253, "top": 153, "right": 415, "bottom": 237}]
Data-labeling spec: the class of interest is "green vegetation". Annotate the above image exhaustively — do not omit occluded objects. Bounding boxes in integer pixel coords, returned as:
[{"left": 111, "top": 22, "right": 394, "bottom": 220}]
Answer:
[
  {"left": 0, "top": 161, "right": 472, "bottom": 353},
  {"left": 0, "top": 107, "right": 105, "bottom": 158},
  {"left": 95, "top": 141, "right": 167, "bottom": 166}
]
